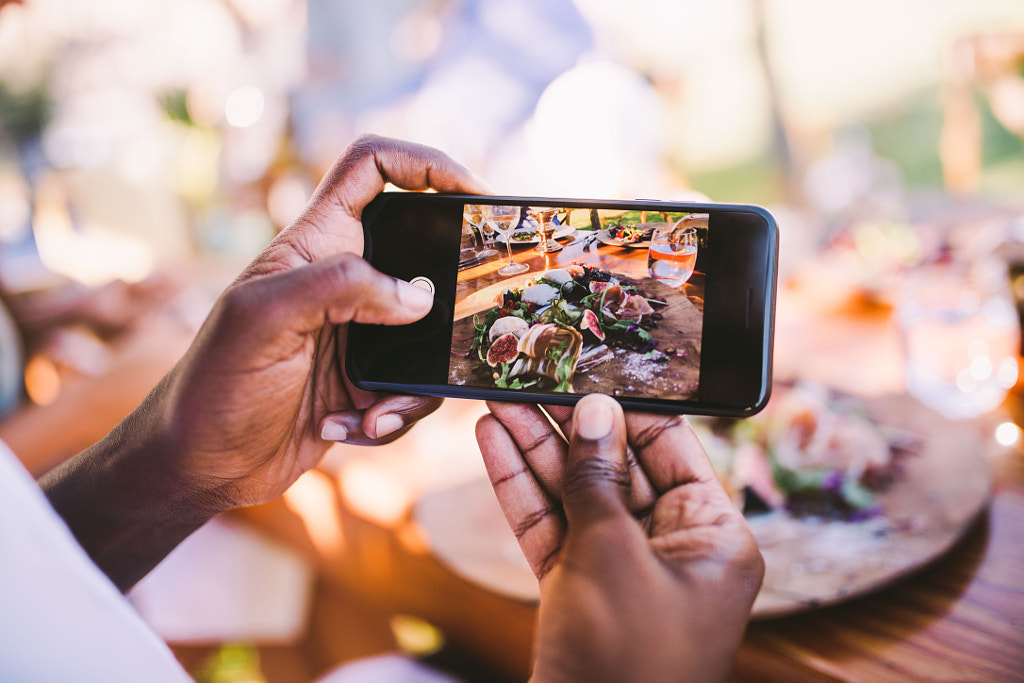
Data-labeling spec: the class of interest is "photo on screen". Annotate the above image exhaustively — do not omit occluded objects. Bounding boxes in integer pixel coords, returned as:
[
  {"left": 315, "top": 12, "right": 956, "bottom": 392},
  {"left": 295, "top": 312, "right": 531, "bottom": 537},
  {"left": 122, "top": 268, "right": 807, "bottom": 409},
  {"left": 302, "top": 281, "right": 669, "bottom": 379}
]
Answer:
[{"left": 448, "top": 204, "right": 708, "bottom": 401}]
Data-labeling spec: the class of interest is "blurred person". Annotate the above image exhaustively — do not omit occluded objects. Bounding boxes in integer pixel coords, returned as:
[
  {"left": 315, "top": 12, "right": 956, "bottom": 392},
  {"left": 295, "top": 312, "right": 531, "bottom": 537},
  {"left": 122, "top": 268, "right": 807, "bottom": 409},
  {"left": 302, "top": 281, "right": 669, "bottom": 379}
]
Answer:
[
  {"left": 0, "top": 134, "right": 763, "bottom": 682},
  {"left": 0, "top": 231, "right": 199, "bottom": 476},
  {"left": 294, "top": 0, "right": 593, "bottom": 174}
]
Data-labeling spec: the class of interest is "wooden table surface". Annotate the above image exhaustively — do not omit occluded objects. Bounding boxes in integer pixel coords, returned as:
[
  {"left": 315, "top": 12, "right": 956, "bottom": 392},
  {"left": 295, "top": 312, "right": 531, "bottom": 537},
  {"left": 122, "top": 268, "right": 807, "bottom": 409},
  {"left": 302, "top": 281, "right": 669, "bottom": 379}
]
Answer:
[{"left": 237, "top": 252, "right": 1024, "bottom": 682}]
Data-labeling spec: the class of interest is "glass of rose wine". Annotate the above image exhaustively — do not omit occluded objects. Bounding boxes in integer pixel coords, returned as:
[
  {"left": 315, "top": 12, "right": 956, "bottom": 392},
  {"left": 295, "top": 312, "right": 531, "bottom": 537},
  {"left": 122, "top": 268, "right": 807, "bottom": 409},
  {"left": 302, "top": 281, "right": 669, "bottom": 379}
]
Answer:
[{"left": 648, "top": 224, "right": 698, "bottom": 287}]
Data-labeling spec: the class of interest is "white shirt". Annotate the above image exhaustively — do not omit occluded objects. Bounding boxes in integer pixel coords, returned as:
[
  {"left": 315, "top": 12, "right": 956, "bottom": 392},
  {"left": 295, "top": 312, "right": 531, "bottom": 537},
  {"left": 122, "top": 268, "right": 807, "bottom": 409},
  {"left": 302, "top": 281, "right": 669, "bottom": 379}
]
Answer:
[
  {"left": 0, "top": 441, "right": 459, "bottom": 683},
  {"left": 0, "top": 440, "right": 191, "bottom": 683}
]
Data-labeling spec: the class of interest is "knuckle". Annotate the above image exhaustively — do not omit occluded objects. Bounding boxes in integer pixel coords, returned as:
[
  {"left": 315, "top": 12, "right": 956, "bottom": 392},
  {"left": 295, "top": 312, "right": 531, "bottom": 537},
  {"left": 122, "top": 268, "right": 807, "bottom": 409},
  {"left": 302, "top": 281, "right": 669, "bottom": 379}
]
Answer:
[
  {"left": 346, "top": 133, "right": 383, "bottom": 159},
  {"left": 563, "top": 456, "right": 630, "bottom": 498},
  {"left": 631, "top": 415, "right": 684, "bottom": 451},
  {"left": 218, "top": 280, "right": 265, "bottom": 323},
  {"left": 330, "top": 253, "right": 380, "bottom": 296}
]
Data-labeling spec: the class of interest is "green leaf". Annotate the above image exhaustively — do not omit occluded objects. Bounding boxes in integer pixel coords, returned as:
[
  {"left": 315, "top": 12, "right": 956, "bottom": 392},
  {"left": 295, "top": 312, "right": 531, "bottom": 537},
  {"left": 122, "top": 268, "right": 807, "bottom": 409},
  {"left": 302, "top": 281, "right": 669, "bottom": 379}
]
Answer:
[{"left": 841, "top": 478, "right": 876, "bottom": 510}]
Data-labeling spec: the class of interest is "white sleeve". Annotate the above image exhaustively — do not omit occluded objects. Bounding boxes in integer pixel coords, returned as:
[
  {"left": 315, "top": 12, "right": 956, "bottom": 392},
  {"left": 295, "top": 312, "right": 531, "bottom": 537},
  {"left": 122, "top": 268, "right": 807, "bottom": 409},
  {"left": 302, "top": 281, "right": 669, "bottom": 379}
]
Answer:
[{"left": 0, "top": 441, "right": 192, "bottom": 683}]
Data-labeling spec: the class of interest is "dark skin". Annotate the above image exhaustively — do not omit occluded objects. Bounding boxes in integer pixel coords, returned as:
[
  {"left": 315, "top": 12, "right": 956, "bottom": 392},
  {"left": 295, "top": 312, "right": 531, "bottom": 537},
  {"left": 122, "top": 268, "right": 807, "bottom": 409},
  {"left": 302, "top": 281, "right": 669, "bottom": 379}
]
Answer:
[
  {"left": 40, "top": 135, "right": 491, "bottom": 591},
  {"left": 477, "top": 394, "right": 765, "bottom": 683},
  {"left": 33, "top": 133, "right": 762, "bottom": 681}
]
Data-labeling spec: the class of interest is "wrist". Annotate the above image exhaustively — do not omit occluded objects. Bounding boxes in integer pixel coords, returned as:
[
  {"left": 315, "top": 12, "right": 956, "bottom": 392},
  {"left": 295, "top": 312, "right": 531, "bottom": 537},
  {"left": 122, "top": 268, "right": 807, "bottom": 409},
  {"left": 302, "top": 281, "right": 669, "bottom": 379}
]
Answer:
[{"left": 40, "top": 395, "right": 223, "bottom": 592}]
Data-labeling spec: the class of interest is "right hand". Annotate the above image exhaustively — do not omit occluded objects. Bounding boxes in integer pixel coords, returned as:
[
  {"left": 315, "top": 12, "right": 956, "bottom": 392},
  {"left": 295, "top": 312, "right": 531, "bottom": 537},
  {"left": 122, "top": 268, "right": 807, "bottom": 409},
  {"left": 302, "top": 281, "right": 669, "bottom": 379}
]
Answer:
[{"left": 476, "top": 395, "right": 764, "bottom": 683}]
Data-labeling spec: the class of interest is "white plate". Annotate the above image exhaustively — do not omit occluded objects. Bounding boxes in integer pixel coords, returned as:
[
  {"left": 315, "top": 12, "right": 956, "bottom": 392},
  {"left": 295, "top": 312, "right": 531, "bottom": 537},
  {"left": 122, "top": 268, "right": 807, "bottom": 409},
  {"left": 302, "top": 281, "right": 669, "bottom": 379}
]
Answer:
[{"left": 595, "top": 222, "right": 670, "bottom": 249}]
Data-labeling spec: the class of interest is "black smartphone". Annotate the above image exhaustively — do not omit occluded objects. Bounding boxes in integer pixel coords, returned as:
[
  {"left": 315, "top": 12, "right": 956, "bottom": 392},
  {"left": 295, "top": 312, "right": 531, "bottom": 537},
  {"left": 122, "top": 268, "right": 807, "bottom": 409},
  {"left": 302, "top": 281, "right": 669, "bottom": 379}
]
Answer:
[{"left": 346, "top": 193, "right": 778, "bottom": 417}]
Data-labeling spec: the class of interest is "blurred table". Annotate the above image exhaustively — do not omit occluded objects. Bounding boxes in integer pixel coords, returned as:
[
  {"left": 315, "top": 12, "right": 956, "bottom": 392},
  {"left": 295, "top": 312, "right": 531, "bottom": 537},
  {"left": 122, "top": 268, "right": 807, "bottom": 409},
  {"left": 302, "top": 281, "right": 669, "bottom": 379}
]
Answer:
[
  {"left": 732, "top": 273, "right": 1024, "bottom": 682},
  {"left": 237, "top": 259, "right": 1024, "bottom": 682}
]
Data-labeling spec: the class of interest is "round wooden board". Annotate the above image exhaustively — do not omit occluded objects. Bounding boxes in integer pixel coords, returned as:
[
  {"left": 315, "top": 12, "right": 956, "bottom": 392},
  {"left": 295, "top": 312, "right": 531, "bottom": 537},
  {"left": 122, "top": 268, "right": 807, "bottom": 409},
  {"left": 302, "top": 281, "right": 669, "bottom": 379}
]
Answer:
[
  {"left": 413, "top": 393, "right": 996, "bottom": 617},
  {"left": 748, "top": 393, "right": 994, "bottom": 618}
]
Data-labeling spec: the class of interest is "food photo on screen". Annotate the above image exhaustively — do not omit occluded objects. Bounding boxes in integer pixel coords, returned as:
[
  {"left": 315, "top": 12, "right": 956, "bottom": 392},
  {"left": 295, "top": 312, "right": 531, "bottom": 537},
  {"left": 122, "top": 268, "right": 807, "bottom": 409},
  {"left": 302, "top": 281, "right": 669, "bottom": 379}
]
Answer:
[{"left": 449, "top": 205, "right": 710, "bottom": 400}]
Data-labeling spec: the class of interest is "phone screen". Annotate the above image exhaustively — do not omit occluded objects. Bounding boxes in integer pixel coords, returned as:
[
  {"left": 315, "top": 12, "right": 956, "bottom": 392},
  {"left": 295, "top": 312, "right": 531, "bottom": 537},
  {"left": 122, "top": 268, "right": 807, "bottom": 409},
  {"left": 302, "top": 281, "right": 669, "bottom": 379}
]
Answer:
[
  {"left": 349, "top": 193, "right": 777, "bottom": 416},
  {"left": 451, "top": 204, "right": 707, "bottom": 402}
]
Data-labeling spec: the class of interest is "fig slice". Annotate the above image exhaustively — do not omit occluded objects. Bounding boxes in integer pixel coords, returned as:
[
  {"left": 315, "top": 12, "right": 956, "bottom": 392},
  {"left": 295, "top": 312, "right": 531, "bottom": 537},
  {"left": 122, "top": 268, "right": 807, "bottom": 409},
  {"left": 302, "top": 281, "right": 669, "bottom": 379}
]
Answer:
[
  {"left": 580, "top": 308, "right": 605, "bottom": 342},
  {"left": 487, "top": 332, "right": 521, "bottom": 367}
]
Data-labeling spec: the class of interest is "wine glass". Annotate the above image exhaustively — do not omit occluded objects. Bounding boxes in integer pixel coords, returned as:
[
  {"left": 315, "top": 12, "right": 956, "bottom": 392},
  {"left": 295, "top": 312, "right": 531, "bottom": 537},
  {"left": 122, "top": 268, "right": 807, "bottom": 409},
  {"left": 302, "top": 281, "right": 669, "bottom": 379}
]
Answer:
[
  {"left": 488, "top": 205, "right": 529, "bottom": 276},
  {"left": 464, "top": 204, "right": 495, "bottom": 258},
  {"left": 648, "top": 224, "right": 698, "bottom": 287},
  {"left": 464, "top": 204, "right": 498, "bottom": 259},
  {"left": 532, "top": 208, "right": 562, "bottom": 253}
]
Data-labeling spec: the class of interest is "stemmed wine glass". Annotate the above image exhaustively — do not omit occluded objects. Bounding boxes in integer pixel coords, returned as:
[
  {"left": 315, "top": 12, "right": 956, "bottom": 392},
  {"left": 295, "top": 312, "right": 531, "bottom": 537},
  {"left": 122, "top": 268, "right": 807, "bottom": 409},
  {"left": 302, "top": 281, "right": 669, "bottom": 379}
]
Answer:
[
  {"left": 463, "top": 205, "right": 498, "bottom": 259},
  {"left": 648, "top": 224, "right": 698, "bottom": 287},
  {"left": 488, "top": 205, "right": 529, "bottom": 276}
]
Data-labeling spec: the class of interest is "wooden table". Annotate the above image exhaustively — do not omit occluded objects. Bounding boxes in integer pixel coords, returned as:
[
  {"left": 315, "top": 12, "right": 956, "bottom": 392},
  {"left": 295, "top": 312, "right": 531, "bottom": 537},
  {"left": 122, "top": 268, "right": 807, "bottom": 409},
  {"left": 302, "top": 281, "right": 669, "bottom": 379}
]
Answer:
[
  {"left": 731, "top": 275, "right": 1024, "bottom": 681},
  {"left": 235, "top": 261, "right": 1024, "bottom": 683},
  {"left": 450, "top": 232, "right": 705, "bottom": 401},
  {"left": 456, "top": 228, "right": 704, "bottom": 304}
]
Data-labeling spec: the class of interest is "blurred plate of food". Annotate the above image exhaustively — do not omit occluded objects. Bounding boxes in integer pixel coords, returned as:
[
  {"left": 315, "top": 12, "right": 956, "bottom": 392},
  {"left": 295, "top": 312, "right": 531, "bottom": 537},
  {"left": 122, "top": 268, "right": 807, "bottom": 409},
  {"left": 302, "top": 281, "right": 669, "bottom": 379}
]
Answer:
[
  {"left": 496, "top": 224, "right": 576, "bottom": 245},
  {"left": 596, "top": 222, "right": 664, "bottom": 248},
  {"left": 414, "top": 382, "right": 997, "bottom": 617},
  {"left": 694, "top": 381, "right": 995, "bottom": 618}
]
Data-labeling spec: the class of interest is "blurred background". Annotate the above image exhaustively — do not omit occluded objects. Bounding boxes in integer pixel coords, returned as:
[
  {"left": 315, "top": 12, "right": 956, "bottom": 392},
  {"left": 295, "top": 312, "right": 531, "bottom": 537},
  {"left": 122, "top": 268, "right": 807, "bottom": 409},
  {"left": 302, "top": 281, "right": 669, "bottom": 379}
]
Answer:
[
  {"left": 2, "top": 1, "right": 1024, "bottom": 681},
  {"left": 2, "top": 0, "right": 1023, "bottom": 284}
]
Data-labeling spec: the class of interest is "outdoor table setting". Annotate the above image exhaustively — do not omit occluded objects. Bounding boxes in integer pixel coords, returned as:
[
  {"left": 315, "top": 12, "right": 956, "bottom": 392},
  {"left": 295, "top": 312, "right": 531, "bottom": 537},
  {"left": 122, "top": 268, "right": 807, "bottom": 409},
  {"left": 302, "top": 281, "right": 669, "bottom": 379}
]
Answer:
[{"left": 451, "top": 205, "right": 706, "bottom": 401}]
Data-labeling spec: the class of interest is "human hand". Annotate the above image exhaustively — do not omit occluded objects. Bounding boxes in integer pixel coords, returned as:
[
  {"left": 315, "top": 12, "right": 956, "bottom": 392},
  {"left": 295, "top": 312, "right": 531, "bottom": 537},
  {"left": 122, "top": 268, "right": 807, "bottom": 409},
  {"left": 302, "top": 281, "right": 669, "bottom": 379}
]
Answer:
[
  {"left": 42, "top": 136, "right": 490, "bottom": 590},
  {"left": 154, "top": 135, "right": 491, "bottom": 507},
  {"left": 476, "top": 395, "right": 764, "bottom": 683}
]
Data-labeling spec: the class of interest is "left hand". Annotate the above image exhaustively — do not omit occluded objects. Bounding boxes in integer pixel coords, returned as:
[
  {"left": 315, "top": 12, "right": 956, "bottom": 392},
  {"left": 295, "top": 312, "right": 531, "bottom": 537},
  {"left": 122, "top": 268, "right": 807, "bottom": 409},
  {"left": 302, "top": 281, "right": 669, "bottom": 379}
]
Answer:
[
  {"left": 161, "top": 135, "right": 490, "bottom": 508},
  {"left": 41, "top": 135, "right": 491, "bottom": 591}
]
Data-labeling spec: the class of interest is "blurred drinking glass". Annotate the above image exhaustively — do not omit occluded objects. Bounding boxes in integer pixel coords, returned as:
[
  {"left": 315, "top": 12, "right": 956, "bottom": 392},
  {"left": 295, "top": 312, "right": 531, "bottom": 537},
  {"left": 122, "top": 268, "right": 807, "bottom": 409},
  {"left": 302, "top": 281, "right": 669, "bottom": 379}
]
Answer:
[
  {"left": 898, "top": 259, "right": 1020, "bottom": 418},
  {"left": 648, "top": 224, "right": 698, "bottom": 287}
]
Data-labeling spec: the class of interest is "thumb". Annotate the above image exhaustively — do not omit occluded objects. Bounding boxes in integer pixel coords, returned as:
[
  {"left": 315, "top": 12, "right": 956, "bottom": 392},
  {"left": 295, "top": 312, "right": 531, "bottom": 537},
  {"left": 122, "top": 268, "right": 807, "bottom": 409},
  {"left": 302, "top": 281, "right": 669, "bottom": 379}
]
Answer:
[
  {"left": 562, "top": 394, "right": 632, "bottom": 527},
  {"left": 236, "top": 252, "right": 434, "bottom": 338}
]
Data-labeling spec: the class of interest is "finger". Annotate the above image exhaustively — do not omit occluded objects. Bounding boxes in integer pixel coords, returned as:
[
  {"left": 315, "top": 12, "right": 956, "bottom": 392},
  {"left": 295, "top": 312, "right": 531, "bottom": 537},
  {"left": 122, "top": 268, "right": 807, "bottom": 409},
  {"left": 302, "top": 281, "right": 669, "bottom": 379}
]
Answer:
[
  {"left": 486, "top": 401, "right": 568, "bottom": 497},
  {"left": 359, "top": 394, "right": 444, "bottom": 440},
  {"left": 315, "top": 134, "right": 493, "bottom": 225},
  {"left": 561, "top": 394, "right": 632, "bottom": 527},
  {"left": 545, "top": 403, "right": 658, "bottom": 517},
  {"left": 228, "top": 252, "right": 435, "bottom": 342},
  {"left": 624, "top": 413, "right": 722, "bottom": 494},
  {"left": 317, "top": 404, "right": 427, "bottom": 447},
  {"left": 476, "top": 413, "right": 566, "bottom": 580},
  {"left": 541, "top": 403, "right": 573, "bottom": 434}
]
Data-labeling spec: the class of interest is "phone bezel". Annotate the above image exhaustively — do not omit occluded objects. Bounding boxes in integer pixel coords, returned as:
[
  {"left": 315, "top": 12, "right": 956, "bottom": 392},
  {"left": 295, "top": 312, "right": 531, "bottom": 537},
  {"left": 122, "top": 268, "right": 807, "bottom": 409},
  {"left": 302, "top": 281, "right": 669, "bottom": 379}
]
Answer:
[{"left": 347, "top": 193, "right": 778, "bottom": 417}]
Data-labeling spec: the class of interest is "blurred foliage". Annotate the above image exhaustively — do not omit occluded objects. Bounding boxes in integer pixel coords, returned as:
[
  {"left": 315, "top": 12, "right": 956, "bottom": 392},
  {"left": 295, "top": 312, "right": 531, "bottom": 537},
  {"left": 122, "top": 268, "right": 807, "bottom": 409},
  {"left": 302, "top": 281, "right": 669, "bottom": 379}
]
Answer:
[
  {"left": 686, "top": 152, "right": 787, "bottom": 206},
  {"left": 0, "top": 80, "right": 52, "bottom": 144},
  {"left": 684, "top": 83, "right": 1024, "bottom": 206},
  {"left": 159, "top": 89, "right": 196, "bottom": 127},
  {"left": 866, "top": 88, "right": 1024, "bottom": 192},
  {"left": 194, "top": 643, "right": 266, "bottom": 683},
  {"left": 865, "top": 92, "right": 945, "bottom": 188}
]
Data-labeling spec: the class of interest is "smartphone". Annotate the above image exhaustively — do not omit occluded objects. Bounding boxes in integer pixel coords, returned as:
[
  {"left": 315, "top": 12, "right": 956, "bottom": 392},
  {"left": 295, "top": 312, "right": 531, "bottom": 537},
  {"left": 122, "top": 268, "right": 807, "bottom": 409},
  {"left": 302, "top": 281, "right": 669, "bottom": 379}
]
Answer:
[{"left": 346, "top": 193, "right": 778, "bottom": 417}]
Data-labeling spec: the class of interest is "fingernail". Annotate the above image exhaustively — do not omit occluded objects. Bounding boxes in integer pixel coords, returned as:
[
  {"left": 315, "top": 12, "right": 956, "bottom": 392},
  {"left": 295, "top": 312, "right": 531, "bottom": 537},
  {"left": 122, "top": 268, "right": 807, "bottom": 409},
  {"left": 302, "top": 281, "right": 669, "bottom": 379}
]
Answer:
[
  {"left": 374, "top": 413, "right": 404, "bottom": 439},
  {"left": 397, "top": 280, "right": 434, "bottom": 311},
  {"left": 321, "top": 420, "right": 348, "bottom": 442},
  {"left": 575, "top": 395, "right": 616, "bottom": 441}
]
